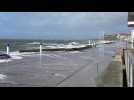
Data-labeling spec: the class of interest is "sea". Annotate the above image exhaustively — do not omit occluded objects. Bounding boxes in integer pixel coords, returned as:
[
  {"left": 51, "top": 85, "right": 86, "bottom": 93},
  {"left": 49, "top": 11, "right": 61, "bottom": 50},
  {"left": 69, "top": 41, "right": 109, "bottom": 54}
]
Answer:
[{"left": 0, "top": 39, "right": 94, "bottom": 52}]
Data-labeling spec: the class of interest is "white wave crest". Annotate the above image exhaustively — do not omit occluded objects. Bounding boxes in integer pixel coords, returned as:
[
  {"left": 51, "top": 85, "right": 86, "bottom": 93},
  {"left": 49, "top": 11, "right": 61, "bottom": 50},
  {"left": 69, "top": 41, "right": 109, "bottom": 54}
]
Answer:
[
  {"left": 26, "top": 42, "right": 40, "bottom": 45},
  {"left": 10, "top": 51, "right": 23, "bottom": 60},
  {"left": 0, "top": 74, "right": 7, "bottom": 80},
  {"left": 0, "top": 59, "right": 12, "bottom": 63}
]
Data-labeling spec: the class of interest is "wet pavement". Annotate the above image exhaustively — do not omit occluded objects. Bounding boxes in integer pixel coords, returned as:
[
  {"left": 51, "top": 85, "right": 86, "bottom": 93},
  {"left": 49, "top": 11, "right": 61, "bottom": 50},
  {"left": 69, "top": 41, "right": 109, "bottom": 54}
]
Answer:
[{"left": 0, "top": 42, "right": 123, "bottom": 87}]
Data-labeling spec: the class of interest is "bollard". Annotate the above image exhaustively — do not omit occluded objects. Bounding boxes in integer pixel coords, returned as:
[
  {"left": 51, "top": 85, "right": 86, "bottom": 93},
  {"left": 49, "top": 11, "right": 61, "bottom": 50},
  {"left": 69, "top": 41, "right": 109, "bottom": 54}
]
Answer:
[
  {"left": 40, "top": 43, "right": 42, "bottom": 55},
  {"left": 39, "top": 43, "right": 43, "bottom": 67},
  {"left": 91, "top": 40, "right": 94, "bottom": 47},
  {"left": 6, "top": 43, "right": 10, "bottom": 55},
  {"left": 89, "top": 40, "right": 91, "bottom": 45},
  {"left": 92, "top": 41, "right": 94, "bottom": 46},
  {"left": 93, "top": 41, "right": 96, "bottom": 46}
]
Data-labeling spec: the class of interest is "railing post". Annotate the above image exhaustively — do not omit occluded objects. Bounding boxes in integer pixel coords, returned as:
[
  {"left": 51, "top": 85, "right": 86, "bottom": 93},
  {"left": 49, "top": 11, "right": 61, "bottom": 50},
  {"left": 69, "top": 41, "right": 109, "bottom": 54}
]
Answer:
[
  {"left": 130, "top": 62, "right": 133, "bottom": 87},
  {"left": 89, "top": 40, "right": 91, "bottom": 45},
  {"left": 126, "top": 51, "right": 130, "bottom": 86},
  {"left": 128, "top": 56, "right": 130, "bottom": 86},
  {"left": 6, "top": 43, "right": 10, "bottom": 55},
  {"left": 125, "top": 51, "right": 128, "bottom": 84},
  {"left": 124, "top": 50, "right": 134, "bottom": 87},
  {"left": 40, "top": 43, "right": 42, "bottom": 55}
]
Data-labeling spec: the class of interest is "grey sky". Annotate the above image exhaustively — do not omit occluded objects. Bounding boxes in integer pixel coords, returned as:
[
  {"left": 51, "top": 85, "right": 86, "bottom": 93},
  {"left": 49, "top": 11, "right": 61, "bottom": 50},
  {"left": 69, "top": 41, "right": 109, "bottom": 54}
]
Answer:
[{"left": 0, "top": 12, "right": 128, "bottom": 40}]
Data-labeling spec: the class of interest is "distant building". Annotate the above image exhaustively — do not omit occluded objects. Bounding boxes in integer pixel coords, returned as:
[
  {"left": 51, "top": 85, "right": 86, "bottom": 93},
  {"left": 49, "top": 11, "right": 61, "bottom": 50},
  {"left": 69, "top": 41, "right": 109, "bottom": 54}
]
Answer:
[
  {"left": 104, "top": 33, "right": 117, "bottom": 40},
  {"left": 116, "top": 33, "right": 131, "bottom": 41},
  {"left": 104, "top": 33, "right": 130, "bottom": 41},
  {"left": 128, "top": 12, "right": 134, "bottom": 43}
]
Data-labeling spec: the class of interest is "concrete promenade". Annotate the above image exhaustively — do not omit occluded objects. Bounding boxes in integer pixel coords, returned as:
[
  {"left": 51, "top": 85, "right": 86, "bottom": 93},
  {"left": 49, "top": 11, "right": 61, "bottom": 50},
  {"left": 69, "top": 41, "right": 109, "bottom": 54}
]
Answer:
[
  {"left": 0, "top": 43, "right": 123, "bottom": 87},
  {"left": 96, "top": 48, "right": 123, "bottom": 87}
]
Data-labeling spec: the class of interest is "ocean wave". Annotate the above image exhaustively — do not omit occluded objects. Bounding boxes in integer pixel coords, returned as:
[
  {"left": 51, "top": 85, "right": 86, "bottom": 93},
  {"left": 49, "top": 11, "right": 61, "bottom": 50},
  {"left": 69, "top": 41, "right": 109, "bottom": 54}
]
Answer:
[
  {"left": 26, "top": 42, "right": 41, "bottom": 45},
  {"left": 0, "top": 74, "right": 7, "bottom": 80},
  {"left": 0, "top": 51, "right": 37, "bottom": 63},
  {"left": 0, "top": 59, "right": 12, "bottom": 63},
  {"left": 44, "top": 42, "right": 88, "bottom": 49},
  {"left": 10, "top": 51, "right": 37, "bottom": 57},
  {"left": 68, "top": 51, "right": 81, "bottom": 53}
]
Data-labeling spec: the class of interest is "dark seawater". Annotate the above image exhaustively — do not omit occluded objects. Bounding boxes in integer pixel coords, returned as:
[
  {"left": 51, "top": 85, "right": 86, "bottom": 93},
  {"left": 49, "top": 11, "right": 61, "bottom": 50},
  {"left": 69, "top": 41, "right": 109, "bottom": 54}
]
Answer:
[{"left": 0, "top": 39, "right": 95, "bottom": 52}]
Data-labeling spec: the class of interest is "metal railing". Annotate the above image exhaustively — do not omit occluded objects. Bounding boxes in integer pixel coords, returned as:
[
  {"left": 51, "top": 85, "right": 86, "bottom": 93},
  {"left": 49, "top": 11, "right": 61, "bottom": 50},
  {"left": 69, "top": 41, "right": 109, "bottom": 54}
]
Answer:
[{"left": 124, "top": 49, "right": 134, "bottom": 87}]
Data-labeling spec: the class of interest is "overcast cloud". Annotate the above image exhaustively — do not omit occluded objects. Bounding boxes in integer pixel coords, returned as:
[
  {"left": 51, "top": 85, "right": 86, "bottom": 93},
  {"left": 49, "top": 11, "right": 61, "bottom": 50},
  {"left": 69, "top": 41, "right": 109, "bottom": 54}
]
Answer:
[{"left": 0, "top": 12, "right": 128, "bottom": 39}]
